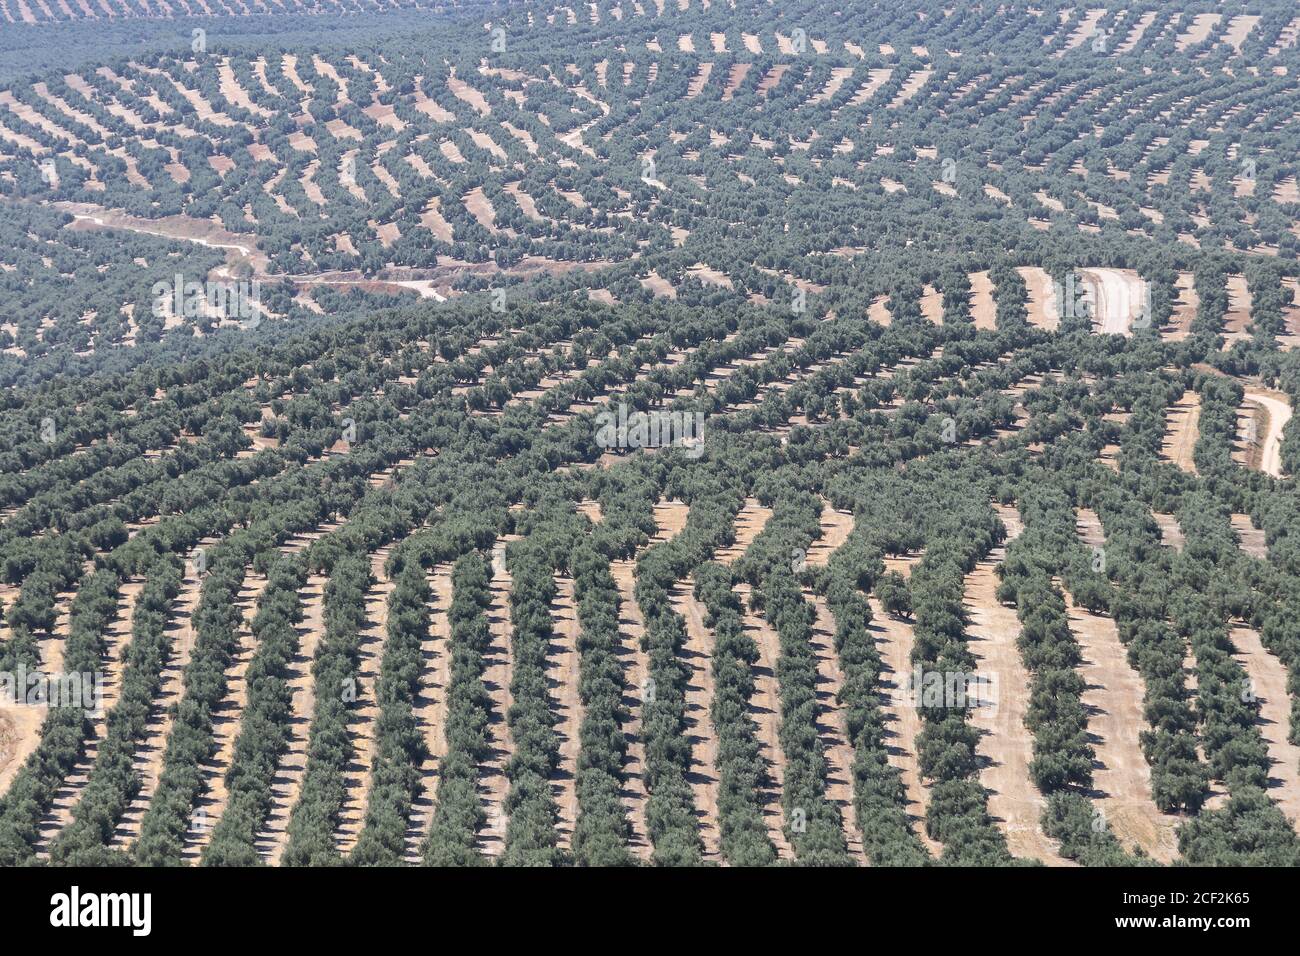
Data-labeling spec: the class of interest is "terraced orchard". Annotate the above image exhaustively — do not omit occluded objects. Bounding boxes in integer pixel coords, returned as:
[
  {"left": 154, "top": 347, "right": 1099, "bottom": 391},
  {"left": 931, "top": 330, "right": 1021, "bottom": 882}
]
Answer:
[{"left": 3, "top": 0, "right": 1300, "bottom": 870}]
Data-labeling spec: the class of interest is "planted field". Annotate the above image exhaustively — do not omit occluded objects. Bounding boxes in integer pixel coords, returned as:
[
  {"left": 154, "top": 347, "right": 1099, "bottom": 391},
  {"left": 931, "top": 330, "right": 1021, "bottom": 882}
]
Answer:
[{"left": 0, "top": 0, "right": 1298, "bottom": 875}]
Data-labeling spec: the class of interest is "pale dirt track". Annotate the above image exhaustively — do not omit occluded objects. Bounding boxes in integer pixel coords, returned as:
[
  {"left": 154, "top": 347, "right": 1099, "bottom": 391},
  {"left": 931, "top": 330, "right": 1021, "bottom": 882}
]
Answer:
[
  {"left": 1162, "top": 391, "right": 1201, "bottom": 474},
  {"left": 1081, "top": 268, "right": 1147, "bottom": 336},
  {"left": 609, "top": 498, "right": 691, "bottom": 859},
  {"left": 670, "top": 578, "right": 723, "bottom": 861},
  {"left": 114, "top": 557, "right": 206, "bottom": 846},
  {"left": 920, "top": 285, "right": 944, "bottom": 326},
  {"left": 1073, "top": 510, "right": 1178, "bottom": 859},
  {"left": 1224, "top": 274, "right": 1253, "bottom": 344},
  {"left": 1231, "top": 513, "right": 1268, "bottom": 559},
  {"left": 1017, "top": 267, "right": 1060, "bottom": 331},
  {"left": 968, "top": 271, "right": 997, "bottom": 330},
  {"left": 668, "top": 496, "right": 778, "bottom": 860},
  {"left": 869, "top": 588, "right": 942, "bottom": 858},
  {"left": 404, "top": 562, "right": 452, "bottom": 862},
  {"left": 966, "top": 506, "right": 1073, "bottom": 865},
  {"left": 1164, "top": 273, "right": 1198, "bottom": 341},
  {"left": 1066, "top": 590, "right": 1179, "bottom": 863},
  {"left": 1229, "top": 625, "right": 1300, "bottom": 831},
  {"left": 335, "top": 550, "right": 395, "bottom": 855},
  {"left": 1241, "top": 391, "right": 1291, "bottom": 479},
  {"left": 186, "top": 570, "right": 269, "bottom": 861},
  {"left": 805, "top": 587, "right": 868, "bottom": 862},
  {"left": 550, "top": 574, "right": 584, "bottom": 850},
  {"left": 35, "top": 578, "right": 144, "bottom": 853},
  {"left": 714, "top": 497, "right": 773, "bottom": 564},
  {"left": 609, "top": 556, "right": 653, "bottom": 859},
  {"left": 1075, "top": 507, "right": 1107, "bottom": 551},
  {"left": 475, "top": 535, "right": 519, "bottom": 857},
  {"left": 803, "top": 499, "right": 867, "bottom": 859},
  {"left": 735, "top": 583, "right": 795, "bottom": 860},
  {"left": 0, "top": 704, "right": 46, "bottom": 799},
  {"left": 258, "top": 571, "right": 328, "bottom": 865},
  {"left": 1152, "top": 512, "right": 1185, "bottom": 551},
  {"left": 806, "top": 498, "right": 853, "bottom": 568}
]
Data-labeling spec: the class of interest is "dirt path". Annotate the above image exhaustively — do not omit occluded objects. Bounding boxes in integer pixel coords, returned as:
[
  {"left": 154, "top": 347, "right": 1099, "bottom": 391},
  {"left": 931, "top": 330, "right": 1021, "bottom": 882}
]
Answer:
[
  {"left": 1224, "top": 274, "right": 1253, "bottom": 345},
  {"left": 1240, "top": 390, "right": 1291, "bottom": 478},
  {"left": 0, "top": 706, "right": 44, "bottom": 799},
  {"left": 660, "top": 495, "right": 778, "bottom": 861},
  {"left": 735, "top": 583, "right": 794, "bottom": 860},
  {"left": 1165, "top": 273, "right": 1199, "bottom": 341},
  {"left": 1065, "top": 590, "right": 1179, "bottom": 862},
  {"left": 184, "top": 570, "right": 268, "bottom": 860},
  {"left": 475, "top": 536, "right": 518, "bottom": 857},
  {"left": 550, "top": 574, "right": 584, "bottom": 850},
  {"left": 609, "top": 555, "right": 653, "bottom": 860},
  {"left": 34, "top": 578, "right": 143, "bottom": 853},
  {"left": 968, "top": 271, "right": 997, "bottom": 330},
  {"left": 869, "top": 593, "right": 942, "bottom": 858},
  {"left": 35, "top": 575, "right": 81, "bottom": 685},
  {"left": 714, "top": 497, "right": 774, "bottom": 565},
  {"left": 257, "top": 571, "right": 327, "bottom": 864},
  {"left": 1183, "top": 647, "right": 1230, "bottom": 812},
  {"left": 403, "top": 563, "right": 453, "bottom": 863},
  {"left": 1229, "top": 625, "right": 1300, "bottom": 831},
  {"left": 1017, "top": 266, "right": 1060, "bottom": 331},
  {"left": 1076, "top": 507, "right": 1107, "bottom": 550},
  {"left": 1081, "top": 268, "right": 1147, "bottom": 336},
  {"left": 1152, "top": 512, "right": 1185, "bottom": 551},
  {"left": 1230, "top": 513, "right": 1268, "bottom": 559},
  {"left": 966, "top": 507, "right": 1073, "bottom": 864},
  {"left": 669, "top": 578, "right": 723, "bottom": 861},
  {"left": 800, "top": 494, "right": 863, "bottom": 858},
  {"left": 805, "top": 587, "right": 868, "bottom": 862},
  {"left": 336, "top": 549, "right": 395, "bottom": 855},
  {"left": 1162, "top": 391, "right": 1201, "bottom": 474},
  {"left": 806, "top": 498, "right": 853, "bottom": 568},
  {"left": 605, "top": 498, "right": 691, "bottom": 859},
  {"left": 115, "top": 560, "right": 205, "bottom": 847}
]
